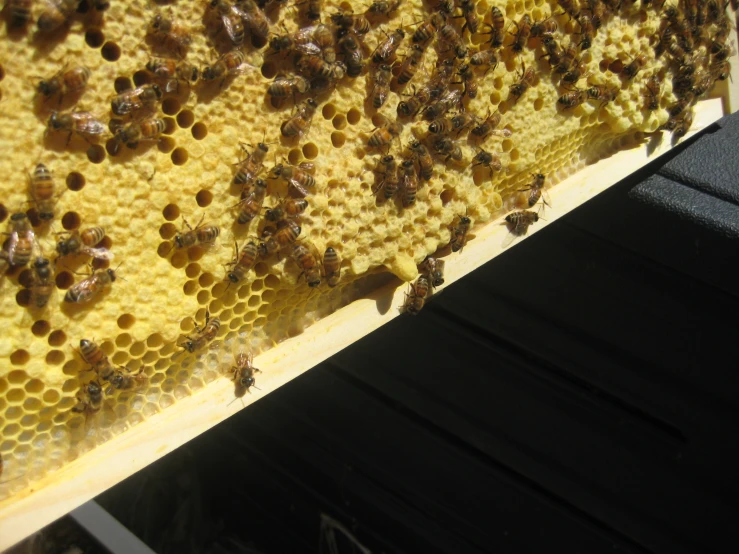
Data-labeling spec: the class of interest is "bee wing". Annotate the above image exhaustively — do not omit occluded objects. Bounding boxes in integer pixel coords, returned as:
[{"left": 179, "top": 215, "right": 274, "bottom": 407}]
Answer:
[
  {"left": 222, "top": 14, "right": 241, "bottom": 43},
  {"left": 7, "top": 232, "right": 20, "bottom": 264},
  {"left": 294, "top": 25, "right": 317, "bottom": 44},
  {"left": 68, "top": 278, "right": 96, "bottom": 302},
  {"left": 73, "top": 113, "right": 107, "bottom": 136},
  {"left": 296, "top": 42, "right": 322, "bottom": 57},
  {"left": 80, "top": 246, "right": 115, "bottom": 260},
  {"left": 298, "top": 162, "right": 316, "bottom": 174},
  {"left": 233, "top": 62, "right": 258, "bottom": 76},
  {"left": 288, "top": 177, "right": 311, "bottom": 197}
]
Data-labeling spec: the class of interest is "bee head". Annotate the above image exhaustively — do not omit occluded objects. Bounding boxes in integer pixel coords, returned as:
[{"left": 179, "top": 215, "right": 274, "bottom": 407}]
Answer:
[
  {"left": 151, "top": 84, "right": 163, "bottom": 99},
  {"left": 240, "top": 376, "right": 255, "bottom": 388},
  {"left": 37, "top": 80, "right": 54, "bottom": 96},
  {"left": 202, "top": 66, "right": 215, "bottom": 81},
  {"left": 174, "top": 234, "right": 184, "bottom": 249},
  {"left": 227, "top": 272, "right": 239, "bottom": 284},
  {"left": 48, "top": 112, "right": 62, "bottom": 130},
  {"left": 39, "top": 212, "right": 54, "bottom": 221},
  {"left": 88, "top": 382, "right": 102, "bottom": 395},
  {"left": 107, "top": 269, "right": 117, "bottom": 282},
  {"left": 151, "top": 14, "right": 162, "bottom": 30}
]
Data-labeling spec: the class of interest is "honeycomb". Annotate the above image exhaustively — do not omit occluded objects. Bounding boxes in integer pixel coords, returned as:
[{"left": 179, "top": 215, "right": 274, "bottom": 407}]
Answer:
[{"left": 0, "top": 0, "right": 732, "bottom": 502}]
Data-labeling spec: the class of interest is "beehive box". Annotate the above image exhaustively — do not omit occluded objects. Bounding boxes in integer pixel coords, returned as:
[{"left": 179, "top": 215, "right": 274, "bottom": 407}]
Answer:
[{"left": 0, "top": 0, "right": 736, "bottom": 547}]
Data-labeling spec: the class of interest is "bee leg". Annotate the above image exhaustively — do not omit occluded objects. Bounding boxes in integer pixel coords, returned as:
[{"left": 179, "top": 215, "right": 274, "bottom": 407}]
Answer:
[{"left": 65, "top": 132, "right": 73, "bottom": 147}]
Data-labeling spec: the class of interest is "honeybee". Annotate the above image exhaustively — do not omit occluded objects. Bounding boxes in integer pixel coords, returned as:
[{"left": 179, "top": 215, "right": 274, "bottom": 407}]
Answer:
[
  {"left": 622, "top": 54, "right": 646, "bottom": 79},
  {"left": 78, "top": 338, "right": 109, "bottom": 372},
  {"left": 668, "top": 93, "right": 693, "bottom": 117},
  {"left": 110, "top": 84, "right": 162, "bottom": 116},
  {"left": 110, "top": 117, "right": 166, "bottom": 149},
  {"left": 470, "top": 109, "right": 502, "bottom": 139},
  {"left": 226, "top": 240, "right": 259, "bottom": 283},
  {"left": 397, "top": 159, "right": 418, "bottom": 208},
  {"left": 237, "top": 0, "right": 270, "bottom": 42},
  {"left": 235, "top": 178, "right": 268, "bottom": 225},
  {"left": 576, "top": 12, "right": 594, "bottom": 49},
  {"left": 558, "top": 88, "right": 587, "bottom": 108},
  {"left": 174, "top": 216, "right": 220, "bottom": 249},
  {"left": 672, "top": 110, "right": 694, "bottom": 140},
  {"left": 72, "top": 380, "right": 103, "bottom": 417},
  {"left": 46, "top": 111, "right": 106, "bottom": 145},
  {"left": 433, "top": 136, "right": 463, "bottom": 162},
  {"left": 292, "top": 242, "right": 321, "bottom": 287},
  {"left": 234, "top": 142, "right": 269, "bottom": 187},
  {"left": 281, "top": 98, "right": 318, "bottom": 138},
  {"left": 331, "top": 9, "right": 370, "bottom": 35},
  {"left": 428, "top": 116, "right": 453, "bottom": 135},
  {"left": 690, "top": 72, "right": 713, "bottom": 98},
  {"left": 258, "top": 219, "right": 301, "bottom": 256},
  {"left": 511, "top": 14, "right": 532, "bottom": 53},
  {"left": 459, "top": 0, "right": 479, "bottom": 34},
  {"left": 323, "top": 246, "right": 340, "bottom": 287},
  {"left": 485, "top": 6, "right": 505, "bottom": 47},
  {"left": 562, "top": 54, "right": 588, "bottom": 84},
  {"left": 208, "top": 0, "right": 245, "bottom": 46},
  {"left": 472, "top": 148, "right": 502, "bottom": 176},
  {"left": 556, "top": 0, "right": 578, "bottom": 19},
  {"left": 231, "top": 352, "right": 261, "bottom": 398},
  {"left": 372, "top": 28, "right": 405, "bottom": 64},
  {"left": 297, "top": 54, "right": 345, "bottom": 82},
  {"left": 5, "top": 0, "right": 33, "bottom": 30},
  {"left": 368, "top": 119, "right": 402, "bottom": 150},
  {"left": 202, "top": 50, "right": 253, "bottom": 87},
  {"left": 457, "top": 63, "right": 478, "bottom": 99},
  {"left": 338, "top": 30, "right": 365, "bottom": 78},
  {"left": 439, "top": 23, "right": 467, "bottom": 58},
  {"left": 397, "top": 83, "right": 431, "bottom": 117},
  {"left": 584, "top": 0, "right": 606, "bottom": 29},
  {"left": 37, "top": 0, "right": 77, "bottom": 32},
  {"left": 367, "top": 0, "right": 402, "bottom": 16},
  {"left": 423, "top": 89, "right": 462, "bottom": 121},
  {"left": 265, "top": 197, "right": 309, "bottom": 221},
  {"left": 643, "top": 74, "right": 661, "bottom": 111},
  {"left": 409, "top": 140, "right": 433, "bottom": 181},
  {"left": 541, "top": 34, "right": 564, "bottom": 66},
  {"left": 519, "top": 173, "right": 549, "bottom": 207},
  {"left": 270, "top": 162, "right": 316, "bottom": 197},
  {"left": 29, "top": 257, "right": 54, "bottom": 308},
  {"left": 505, "top": 210, "right": 540, "bottom": 235},
  {"left": 64, "top": 266, "right": 119, "bottom": 303},
  {"left": 300, "top": 0, "right": 320, "bottom": 20},
  {"left": 412, "top": 12, "right": 444, "bottom": 44},
  {"left": 145, "top": 58, "right": 199, "bottom": 93},
  {"left": 372, "top": 154, "right": 398, "bottom": 199},
  {"left": 147, "top": 12, "right": 192, "bottom": 56},
  {"left": 6, "top": 213, "right": 34, "bottom": 267},
  {"left": 531, "top": 17, "right": 557, "bottom": 37},
  {"left": 396, "top": 44, "right": 424, "bottom": 86},
  {"left": 36, "top": 65, "right": 90, "bottom": 104},
  {"left": 56, "top": 227, "right": 112, "bottom": 260},
  {"left": 402, "top": 274, "right": 429, "bottom": 315},
  {"left": 29, "top": 163, "right": 55, "bottom": 221},
  {"left": 450, "top": 113, "right": 479, "bottom": 137},
  {"left": 587, "top": 84, "right": 617, "bottom": 108},
  {"left": 104, "top": 366, "right": 146, "bottom": 395},
  {"left": 420, "top": 256, "right": 445, "bottom": 288},
  {"left": 180, "top": 310, "right": 220, "bottom": 353},
  {"left": 268, "top": 74, "right": 310, "bottom": 102},
  {"left": 450, "top": 214, "right": 470, "bottom": 252},
  {"left": 370, "top": 64, "right": 392, "bottom": 108},
  {"left": 509, "top": 64, "right": 536, "bottom": 100},
  {"left": 470, "top": 49, "right": 498, "bottom": 74}
]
